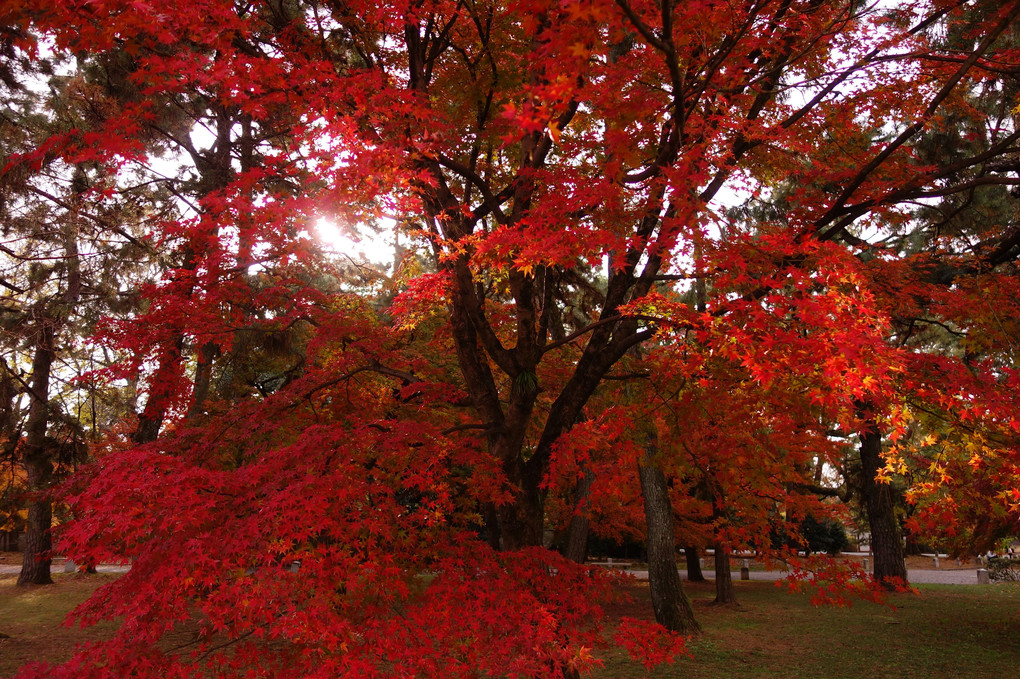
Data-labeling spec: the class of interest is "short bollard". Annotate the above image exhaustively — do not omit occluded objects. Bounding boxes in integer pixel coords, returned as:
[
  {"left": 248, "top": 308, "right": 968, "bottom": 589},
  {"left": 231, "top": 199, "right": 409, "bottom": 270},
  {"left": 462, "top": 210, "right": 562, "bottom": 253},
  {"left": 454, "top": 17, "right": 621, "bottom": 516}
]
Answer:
[
  {"left": 862, "top": 558, "right": 869, "bottom": 572},
  {"left": 977, "top": 568, "right": 990, "bottom": 585},
  {"left": 740, "top": 559, "right": 750, "bottom": 581},
  {"left": 933, "top": 556, "right": 939, "bottom": 569}
]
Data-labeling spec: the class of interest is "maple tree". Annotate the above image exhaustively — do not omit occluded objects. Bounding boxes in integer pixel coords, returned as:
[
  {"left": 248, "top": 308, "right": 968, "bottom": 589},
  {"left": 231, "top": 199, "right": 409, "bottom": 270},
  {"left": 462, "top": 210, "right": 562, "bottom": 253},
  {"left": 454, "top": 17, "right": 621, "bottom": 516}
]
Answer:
[
  {"left": 3, "top": 0, "right": 1020, "bottom": 676},
  {"left": 884, "top": 265, "right": 1020, "bottom": 556},
  {"left": 846, "top": 3, "right": 1020, "bottom": 576}
]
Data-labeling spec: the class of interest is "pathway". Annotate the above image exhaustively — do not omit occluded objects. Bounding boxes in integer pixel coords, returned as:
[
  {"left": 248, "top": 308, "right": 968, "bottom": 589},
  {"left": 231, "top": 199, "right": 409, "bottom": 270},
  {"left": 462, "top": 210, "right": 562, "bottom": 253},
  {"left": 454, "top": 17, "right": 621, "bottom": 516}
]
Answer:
[
  {"left": 0, "top": 560, "right": 130, "bottom": 576},
  {"left": 624, "top": 568, "right": 986, "bottom": 585},
  {"left": 0, "top": 561, "right": 989, "bottom": 584}
]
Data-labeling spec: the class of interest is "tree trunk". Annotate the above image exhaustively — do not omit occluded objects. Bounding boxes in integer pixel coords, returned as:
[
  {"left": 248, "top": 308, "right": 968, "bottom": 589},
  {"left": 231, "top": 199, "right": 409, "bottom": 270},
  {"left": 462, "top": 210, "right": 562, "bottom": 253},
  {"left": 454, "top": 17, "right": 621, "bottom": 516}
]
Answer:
[
  {"left": 187, "top": 341, "right": 219, "bottom": 418},
  {"left": 497, "top": 491, "right": 545, "bottom": 550},
  {"left": 132, "top": 340, "right": 183, "bottom": 444},
  {"left": 638, "top": 459, "right": 699, "bottom": 634},
  {"left": 482, "top": 502, "right": 501, "bottom": 551},
  {"left": 859, "top": 425, "right": 908, "bottom": 585},
  {"left": 713, "top": 543, "right": 735, "bottom": 604},
  {"left": 19, "top": 320, "right": 55, "bottom": 586},
  {"left": 562, "top": 469, "right": 594, "bottom": 563},
  {"left": 19, "top": 207, "right": 82, "bottom": 587},
  {"left": 497, "top": 452, "right": 546, "bottom": 550},
  {"left": 19, "top": 497, "right": 53, "bottom": 585},
  {"left": 684, "top": 545, "right": 705, "bottom": 582}
]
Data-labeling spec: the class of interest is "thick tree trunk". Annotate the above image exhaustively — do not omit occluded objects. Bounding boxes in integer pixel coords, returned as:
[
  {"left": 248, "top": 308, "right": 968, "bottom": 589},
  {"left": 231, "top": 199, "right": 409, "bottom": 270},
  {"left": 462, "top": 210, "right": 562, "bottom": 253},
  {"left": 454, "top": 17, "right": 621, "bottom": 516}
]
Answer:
[
  {"left": 713, "top": 543, "right": 735, "bottom": 604},
  {"left": 562, "top": 469, "right": 594, "bottom": 563},
  {"left": 497, "top": 499, "right": 546, "bottom": 546},
  {"left": 19, "top": 497, "right": 53, "bottom": 585},
  {"left": 19, "top": 321, "right": 55, "bottom": 586},
  {"left": 497, "top": 448, "right": 546, "bottom": 550},
  {"left": 859, "top": 426, "right": 908, "bottom": 585},
  {"left": 497, "top": 486, "right": 545, "bottom": 550},
  {"left": 684, "top": 545, "right": 705, "bottom": 582},
  {"left": 482, "top": 503, "right": 501, "bottom": 550},
  {"left": 19, "top": 212, "right": 82, "bottom": 587},
  {"left": 639, "top": 460, "right": 699, "bottom": 634}
]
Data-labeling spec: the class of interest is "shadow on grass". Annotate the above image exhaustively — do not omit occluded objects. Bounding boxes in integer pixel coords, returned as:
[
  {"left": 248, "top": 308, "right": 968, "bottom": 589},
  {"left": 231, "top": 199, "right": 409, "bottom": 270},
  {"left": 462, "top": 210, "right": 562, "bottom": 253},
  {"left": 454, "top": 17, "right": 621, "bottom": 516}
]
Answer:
[
  {"left": 597, "top": 579, "right": 1020, "bottom": 679},
  {"left": 3, "top": 573, "right": 1018, "bottom": 679}
]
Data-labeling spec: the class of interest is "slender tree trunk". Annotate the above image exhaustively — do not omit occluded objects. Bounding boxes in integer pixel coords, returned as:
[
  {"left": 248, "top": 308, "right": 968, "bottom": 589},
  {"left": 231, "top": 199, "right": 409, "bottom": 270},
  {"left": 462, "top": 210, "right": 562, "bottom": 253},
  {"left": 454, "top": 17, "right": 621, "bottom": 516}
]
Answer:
[
  {"left": 0, "top": 362, "right": 16, "bottom": 446},
  {"left": 562, "top": 469, "right": 594, "bottom": 563},
  {"left": 684, "top": 545, "right": 705, "bottom": 582},
  {"left": 133, "top": 121, "right": 238, "bottom": 442},
  {"left": 19, "top": 320, "right": 55, "bottom": 586},
  {"left": 639, "top": 458, "right": 699, "bottom": 634},
  {"left": 709, "top": 480, "right": 736, "bottom": 604},
  {"left": 713, "top": 543, "right": 735, "bottom": 604},
  {"left": 859, "top": 425, "right": 908, "bottom": 585},
  {"left": 132, "top": 335, "right": 184, "bottom": 444},
  {"left": 188, "top": 341, "right": 220, "bottom": 418}
]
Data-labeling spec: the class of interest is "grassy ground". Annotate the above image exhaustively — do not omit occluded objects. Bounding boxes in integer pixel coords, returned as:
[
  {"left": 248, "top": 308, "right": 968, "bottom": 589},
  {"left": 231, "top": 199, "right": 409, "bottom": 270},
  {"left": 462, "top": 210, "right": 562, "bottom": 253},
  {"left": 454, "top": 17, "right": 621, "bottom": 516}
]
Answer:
[
  {"left": 0, "top": 572, "right": 120, "bottom": 677},
  {"left": 597, "top": 579, "right": 1020, "bottom": 678},
  {"left": 3, "top": 571, "right": 1018, "bottom": 678}
]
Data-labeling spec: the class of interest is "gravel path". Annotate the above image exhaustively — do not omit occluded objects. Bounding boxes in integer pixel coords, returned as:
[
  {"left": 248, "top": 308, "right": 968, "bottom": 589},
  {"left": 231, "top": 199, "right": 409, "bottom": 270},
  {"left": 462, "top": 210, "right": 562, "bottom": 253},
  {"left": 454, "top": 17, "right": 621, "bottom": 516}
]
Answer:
[
  {"left": 624, "top": 568, "right": 987, "bottom": 585},
  {"left": 1, "top": 562, "right": 987, "bottom": 585},
  {"left": 0, "top": 562, "right": 130, "bottom": 576}
]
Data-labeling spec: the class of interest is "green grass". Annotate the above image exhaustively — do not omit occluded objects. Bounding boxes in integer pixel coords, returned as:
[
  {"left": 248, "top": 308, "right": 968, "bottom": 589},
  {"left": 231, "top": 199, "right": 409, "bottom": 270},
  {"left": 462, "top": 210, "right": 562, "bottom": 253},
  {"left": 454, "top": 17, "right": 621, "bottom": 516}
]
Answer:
[
  {"left": 595, "top": 579, "right": 1020, "bottom": 678},
  {"left": 2, "top": 573, "right": 1018, "bottom": 678},
  {"left": 0, "top": 573, "right": 120, "bottom": 678}
]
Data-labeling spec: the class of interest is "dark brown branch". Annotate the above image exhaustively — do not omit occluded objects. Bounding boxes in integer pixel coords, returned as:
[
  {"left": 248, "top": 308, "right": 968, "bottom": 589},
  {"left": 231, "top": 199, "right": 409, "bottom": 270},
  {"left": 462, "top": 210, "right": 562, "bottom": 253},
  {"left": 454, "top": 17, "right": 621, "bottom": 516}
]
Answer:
[
  {"left": 814, "top": 2, "right": 1020, "bottom": 230},
  {"left": 541, "top": 314, "right": 661, "bottom": 354}
]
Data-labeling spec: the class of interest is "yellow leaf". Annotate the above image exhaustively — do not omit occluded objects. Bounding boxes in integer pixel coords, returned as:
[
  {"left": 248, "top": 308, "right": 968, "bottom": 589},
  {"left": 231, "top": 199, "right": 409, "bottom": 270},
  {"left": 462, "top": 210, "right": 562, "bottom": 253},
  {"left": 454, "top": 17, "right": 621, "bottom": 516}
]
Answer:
[
  {"left": 547, "top": 121, "right": 560, "bottom": 143},
  {"left": 568, "top": 42, "right": 590, "bottom": 59}
]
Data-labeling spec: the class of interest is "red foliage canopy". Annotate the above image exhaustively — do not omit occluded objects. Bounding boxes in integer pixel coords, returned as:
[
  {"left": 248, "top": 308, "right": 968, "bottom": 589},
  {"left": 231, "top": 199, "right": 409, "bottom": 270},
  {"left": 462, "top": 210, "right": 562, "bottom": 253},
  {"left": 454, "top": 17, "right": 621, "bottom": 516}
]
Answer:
[{"left": 5, "top": 0, "right": 1020, "bottom": 675}]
